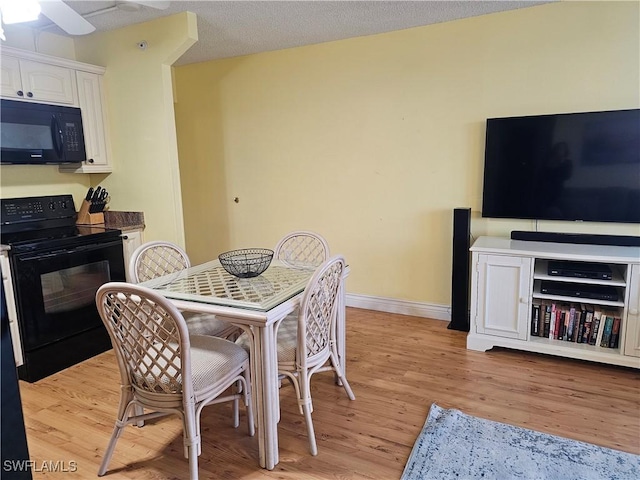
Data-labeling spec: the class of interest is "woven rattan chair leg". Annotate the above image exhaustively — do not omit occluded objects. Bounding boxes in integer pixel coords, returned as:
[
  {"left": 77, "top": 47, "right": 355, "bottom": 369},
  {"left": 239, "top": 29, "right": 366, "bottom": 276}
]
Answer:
[
  {"left": 233, "top": 397, "right": 240, "bottom": 428},
  {"left": 242, "top": 370, "right": 255, "bottom": 436},
  {"left": 97, "top": 424, "right": 124, "bottom": 476},
  {"left": 188, "top": 445, "right": 199, "bottom": 480},
  {"left": 134, "top": 405, "right": 145, "bottom": 427},
  {"left": 330, "top": 352, "right": 356, "bottom": 400},
  {"left": 302, "top": 403, "right": 318, "bottom": 456},
  {"left": 184, "top": 400, "right": 200, "bottom": 479},
  {"left": 98, "top": 392, "right": 135, "bottom": 477}
]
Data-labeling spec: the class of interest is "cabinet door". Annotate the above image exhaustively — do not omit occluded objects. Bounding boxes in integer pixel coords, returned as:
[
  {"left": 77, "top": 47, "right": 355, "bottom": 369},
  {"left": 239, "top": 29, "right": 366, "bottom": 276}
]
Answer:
[
  {"left": 19, "top": 59, "right": 76, "bottom": 104},
  {"left": 0, "top": 56, "right": 24, "bottom": 99},
  {"left": 122, "top": 229, "right": 144, "bottom": 282},
  {"left": 624, "top": 264, "right": 640, "bottom": 358},
  {"left": 474, "top": 254, "right": 532, "bottom": 340},
  {"left": 75, "top": 71, "right": 111, "bottom": 171}
]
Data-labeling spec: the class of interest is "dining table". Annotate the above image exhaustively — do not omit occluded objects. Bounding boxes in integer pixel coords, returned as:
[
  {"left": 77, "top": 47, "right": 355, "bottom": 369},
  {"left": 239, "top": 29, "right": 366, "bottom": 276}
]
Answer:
[{"left": 140, "top": 258, "right": 349, "bottom": 470}]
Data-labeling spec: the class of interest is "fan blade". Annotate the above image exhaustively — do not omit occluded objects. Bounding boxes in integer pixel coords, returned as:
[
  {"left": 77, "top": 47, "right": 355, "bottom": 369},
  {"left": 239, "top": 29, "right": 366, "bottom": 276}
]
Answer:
[
  {"left": 39, "top": 0, "right": 96, "bottom": 35},
  {"left": 125, "top": 1, "right": 170, "bottom": 10}
]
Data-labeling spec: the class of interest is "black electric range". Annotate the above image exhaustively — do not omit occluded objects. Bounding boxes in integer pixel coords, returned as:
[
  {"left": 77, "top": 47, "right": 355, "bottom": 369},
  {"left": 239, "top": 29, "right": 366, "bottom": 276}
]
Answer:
[{"left": 1, "top": 194, "right": 126, "bottom": 382}]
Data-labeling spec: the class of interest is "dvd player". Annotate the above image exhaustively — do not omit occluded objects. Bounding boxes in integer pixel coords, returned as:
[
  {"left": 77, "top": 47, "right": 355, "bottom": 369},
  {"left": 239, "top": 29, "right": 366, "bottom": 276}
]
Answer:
[
  {"left": 540, "top": 280, "right": 618, "bottom": 301},
  {"left": 547, "top": 260, "right": 613, "bottom": 280}
]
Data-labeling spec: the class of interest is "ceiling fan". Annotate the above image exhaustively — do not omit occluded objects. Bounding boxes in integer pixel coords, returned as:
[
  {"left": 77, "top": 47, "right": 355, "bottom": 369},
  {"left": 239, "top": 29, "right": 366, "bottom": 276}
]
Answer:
[{"left": 13, "top": 1, "right": 170, "bottom": 35}]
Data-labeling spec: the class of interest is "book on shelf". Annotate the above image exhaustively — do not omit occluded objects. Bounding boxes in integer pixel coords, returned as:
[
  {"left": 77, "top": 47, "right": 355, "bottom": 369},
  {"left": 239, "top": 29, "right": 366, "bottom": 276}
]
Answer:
[
  {"left": 582, "top": 306, "right": 594, "bottom": 344},
  {"left": 591, "top": 310, "right": 603, "bottom": 346},
  {"left": 573, "top": 305, "right": 585, "bottom": 343},
  {"left": 563, "top": 307, "right": 571, "bottom": 340},
  {"left": 609, "top": 317, "right": 621, "bottom": 349},
  {"left": 575, "top": 304, "right": 590, "bottom": 343},
  {"left": 581, "top": 312, "right": 592, "bottom": 344},
  {"left": 542, "top": 300, "right": 552, "bottom": 338},
  {"left": 600, "top": 315, "right": 614, "bottom": 348},
  {"left": 549, "top": 303, "right": 557, "bottom": 340},
  {"left": 566, "top": 305, "right": 577, "bottom": 341},
  {"left": 531, "top": 303, "right": 541, "bottom": 337},
  {"left": 554, "top": 307, "right": 567, "bottom": 340}
]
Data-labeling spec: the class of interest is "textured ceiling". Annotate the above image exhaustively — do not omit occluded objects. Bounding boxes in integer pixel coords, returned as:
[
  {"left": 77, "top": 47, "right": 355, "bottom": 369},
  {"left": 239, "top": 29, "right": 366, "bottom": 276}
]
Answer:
[{"left": 28, "top": 1, "right": 554, "bottom": 66}]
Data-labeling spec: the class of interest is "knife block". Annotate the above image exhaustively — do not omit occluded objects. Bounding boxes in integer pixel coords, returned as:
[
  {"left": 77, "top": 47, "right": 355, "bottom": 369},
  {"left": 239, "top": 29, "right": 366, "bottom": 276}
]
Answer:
[{"left": 76, "top": 199, "right": 104, "bottom": 225}]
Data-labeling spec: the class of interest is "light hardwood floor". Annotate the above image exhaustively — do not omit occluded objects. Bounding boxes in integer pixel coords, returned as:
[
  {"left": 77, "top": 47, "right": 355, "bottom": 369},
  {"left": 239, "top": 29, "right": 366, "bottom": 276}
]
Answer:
[{"left": 18, "top": 308, "right": 640, "bottom": 479}]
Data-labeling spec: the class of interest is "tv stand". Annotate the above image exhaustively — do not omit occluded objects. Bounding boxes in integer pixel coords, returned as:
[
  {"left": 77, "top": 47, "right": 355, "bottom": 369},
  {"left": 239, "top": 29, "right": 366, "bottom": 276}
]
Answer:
[
  {"left": 467, "top": 236, "right": 640, "bottom": 368},
  {"left": 510, "top": 231, "right": 640, "bottom": 247}
]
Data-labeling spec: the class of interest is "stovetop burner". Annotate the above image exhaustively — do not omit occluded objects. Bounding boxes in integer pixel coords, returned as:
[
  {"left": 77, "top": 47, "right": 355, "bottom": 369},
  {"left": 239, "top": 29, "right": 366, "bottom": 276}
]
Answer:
[{"left": 1, "top": 195, "right": 122, "bottom": 254}]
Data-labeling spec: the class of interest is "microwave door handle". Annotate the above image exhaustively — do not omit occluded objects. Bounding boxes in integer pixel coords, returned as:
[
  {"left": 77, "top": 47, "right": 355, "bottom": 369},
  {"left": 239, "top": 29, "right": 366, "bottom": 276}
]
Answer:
[{"left": 51, "top": 115, "right": 64, "bottom": 159}]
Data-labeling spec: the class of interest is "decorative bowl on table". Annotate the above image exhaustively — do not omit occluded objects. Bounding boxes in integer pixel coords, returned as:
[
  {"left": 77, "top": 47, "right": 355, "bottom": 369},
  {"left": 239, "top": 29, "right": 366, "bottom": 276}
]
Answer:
[{"left": 218, "top": 248, "right": 274, "bottom": 278}]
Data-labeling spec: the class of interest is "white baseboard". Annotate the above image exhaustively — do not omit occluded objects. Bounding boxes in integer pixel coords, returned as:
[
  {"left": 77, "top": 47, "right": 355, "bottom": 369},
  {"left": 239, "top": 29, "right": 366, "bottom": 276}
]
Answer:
[{"left": 345, "top": 293, "right": 450, "bottom": 322}]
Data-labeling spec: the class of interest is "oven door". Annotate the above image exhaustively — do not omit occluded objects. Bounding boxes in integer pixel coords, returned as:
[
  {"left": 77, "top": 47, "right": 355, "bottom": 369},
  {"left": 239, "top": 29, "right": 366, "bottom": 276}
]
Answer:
[{"left": 10, "top": 239, "right": 125, "bottom": 352}]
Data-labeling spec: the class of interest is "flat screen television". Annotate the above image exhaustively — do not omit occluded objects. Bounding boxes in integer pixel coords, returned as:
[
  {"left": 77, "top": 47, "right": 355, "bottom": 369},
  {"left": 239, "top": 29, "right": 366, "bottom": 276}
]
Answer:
[{"left": 481, "top": 108, "right": 640, "bottom": 224}]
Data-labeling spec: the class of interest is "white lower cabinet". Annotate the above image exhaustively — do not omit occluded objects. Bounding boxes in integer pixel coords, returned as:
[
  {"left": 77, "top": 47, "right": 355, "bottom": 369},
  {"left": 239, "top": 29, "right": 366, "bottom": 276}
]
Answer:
[
  {"left": 623, "top": 264, "right": 640, "bottom": 358},
  {"left": 473, "top": 254, "right": 531, "bottom": 340},
  {"left": 467, "top": 236, "right": 640, "bottom": 369},
  {"left": 121, "top": 229, "right": 144, "bottom": 282}
]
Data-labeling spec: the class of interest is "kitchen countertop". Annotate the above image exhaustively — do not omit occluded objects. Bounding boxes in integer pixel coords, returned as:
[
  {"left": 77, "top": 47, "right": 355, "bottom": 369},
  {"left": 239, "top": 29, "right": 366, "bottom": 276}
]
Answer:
[{"left": 103, "top": 211, "right": 145, "bottom": 231}]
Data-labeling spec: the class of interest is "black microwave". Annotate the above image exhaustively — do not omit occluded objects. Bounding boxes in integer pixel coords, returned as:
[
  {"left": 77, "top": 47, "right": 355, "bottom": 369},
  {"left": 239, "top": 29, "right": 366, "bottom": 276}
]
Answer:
[{"left": 1, "top": 99, "right": 87, "bottom": 165}]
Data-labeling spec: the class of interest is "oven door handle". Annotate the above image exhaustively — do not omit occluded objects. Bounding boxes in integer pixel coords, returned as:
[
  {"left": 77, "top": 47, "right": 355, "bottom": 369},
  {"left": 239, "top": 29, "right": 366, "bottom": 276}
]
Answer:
[{"left": 17, "top": 240, "right": 123, "bottom": 261}]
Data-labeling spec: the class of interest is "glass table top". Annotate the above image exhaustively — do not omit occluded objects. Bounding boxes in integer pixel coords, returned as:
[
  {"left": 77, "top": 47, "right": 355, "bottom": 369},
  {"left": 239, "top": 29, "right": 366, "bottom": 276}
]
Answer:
[{"left": 140, "top": 259, "right": 315, "bottom": 311}]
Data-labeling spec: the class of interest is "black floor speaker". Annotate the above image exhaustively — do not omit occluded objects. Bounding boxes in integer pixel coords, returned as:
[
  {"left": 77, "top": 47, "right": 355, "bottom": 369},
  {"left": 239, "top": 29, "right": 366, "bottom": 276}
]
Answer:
[{"left": 448, "top": 208, "right": 471, "bottom": 332}]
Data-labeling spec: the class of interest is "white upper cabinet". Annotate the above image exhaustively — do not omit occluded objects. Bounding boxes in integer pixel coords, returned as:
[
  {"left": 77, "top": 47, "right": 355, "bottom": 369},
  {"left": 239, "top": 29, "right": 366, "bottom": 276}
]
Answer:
[
  {"left": 0, "top": 56, "right": 23, "bottom": 98},
  {"left": 59, "top": 71, "right": 112, "bottom": 173},
  {"left": 1, "top": 55, "right": 77, "bottom": 104}
]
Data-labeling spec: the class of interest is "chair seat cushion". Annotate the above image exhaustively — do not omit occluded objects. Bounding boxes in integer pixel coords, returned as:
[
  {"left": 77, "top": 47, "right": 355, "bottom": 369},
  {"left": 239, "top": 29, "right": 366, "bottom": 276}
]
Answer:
[
  {"left": 190, "top": 335, "right": 249, "bottom": 393},
  {"left": 133, "top": 335, "right": 248, "bottom": 394},
  {"left": 235, "top": 313, "right": 297, "bottom": 363},
  {"left": 183, "top": 312, "right": 237, "bottom": 338}
]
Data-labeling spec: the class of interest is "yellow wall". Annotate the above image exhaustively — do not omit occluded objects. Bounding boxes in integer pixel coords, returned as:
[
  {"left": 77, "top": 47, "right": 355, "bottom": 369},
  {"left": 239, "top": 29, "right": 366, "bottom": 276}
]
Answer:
[
  {"left": 73, "top": 12, "right": 197, "bottom": 245},
  {"left": 174, "top": 1, "right": 640, "bottom": 305}
]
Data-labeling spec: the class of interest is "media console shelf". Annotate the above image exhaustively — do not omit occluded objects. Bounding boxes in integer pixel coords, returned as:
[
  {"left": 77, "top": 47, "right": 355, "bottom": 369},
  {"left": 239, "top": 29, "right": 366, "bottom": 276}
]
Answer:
[{"left": 467, "top": 236, "right": 640, "bottom": 369}]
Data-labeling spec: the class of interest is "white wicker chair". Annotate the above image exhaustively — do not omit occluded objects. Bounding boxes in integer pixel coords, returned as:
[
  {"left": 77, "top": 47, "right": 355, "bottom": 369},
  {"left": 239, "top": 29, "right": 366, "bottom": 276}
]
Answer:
[
  {"left": 95, "top": 282, "right": 254, "bottom": 480},
  {"left": 275, "top": 255, "right": 355, "bottom": 455},
  {"left": 274, "top": 231, "right": 330, "bottom": 268},
  {"left": 129, "top": 241, "right": 238, "bottom": 339}
]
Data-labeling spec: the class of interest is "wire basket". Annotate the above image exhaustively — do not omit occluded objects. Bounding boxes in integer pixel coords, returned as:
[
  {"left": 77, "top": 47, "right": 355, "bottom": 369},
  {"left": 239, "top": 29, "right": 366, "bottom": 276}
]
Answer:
[{"left": 218, "top": 248, "right": 274, "bottom": 278}]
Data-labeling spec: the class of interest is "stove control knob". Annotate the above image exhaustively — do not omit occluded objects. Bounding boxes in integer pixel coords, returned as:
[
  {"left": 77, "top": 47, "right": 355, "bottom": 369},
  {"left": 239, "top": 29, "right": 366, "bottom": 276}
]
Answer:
[
  {"left": 60, "top": 200, "right": 67, "bottom": 209},
  {"left": 49, "top": 202, "right": 56, "bottom": 210}
]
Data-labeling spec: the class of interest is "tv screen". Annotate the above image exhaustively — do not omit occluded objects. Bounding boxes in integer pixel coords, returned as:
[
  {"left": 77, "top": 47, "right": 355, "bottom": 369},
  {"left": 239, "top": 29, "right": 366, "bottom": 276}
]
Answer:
[{"left": 481, "top": 109, "right": 640, "bottom": 224}]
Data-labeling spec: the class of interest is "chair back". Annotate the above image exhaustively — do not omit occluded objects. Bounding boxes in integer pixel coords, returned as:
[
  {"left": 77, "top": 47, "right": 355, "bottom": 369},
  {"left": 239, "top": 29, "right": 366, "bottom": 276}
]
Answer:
[
  {"left": 96, "top": 282, "right": 193, "bottom": 399},
  {"left": 297, "top": 255, "right": 345, "bottom": 366},
  {"left": 129, "top": 241, "right": 191, "bottom": 283},
  {"left": 274, "top": 231, "right": 330, "bottom": 268}
]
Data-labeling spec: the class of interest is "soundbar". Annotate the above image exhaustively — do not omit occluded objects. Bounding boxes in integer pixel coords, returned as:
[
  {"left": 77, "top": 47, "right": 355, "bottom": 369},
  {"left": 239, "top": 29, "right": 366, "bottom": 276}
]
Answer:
[{"left": 511, "top": 231, "right": 640, "bottom": 247}]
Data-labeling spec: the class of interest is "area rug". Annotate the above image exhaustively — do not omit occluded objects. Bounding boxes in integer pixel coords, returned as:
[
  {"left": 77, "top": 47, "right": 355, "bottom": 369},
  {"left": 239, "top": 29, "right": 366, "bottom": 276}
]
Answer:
[{"left": 401, "top": 404, "right": 640, "bottom": 480}]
